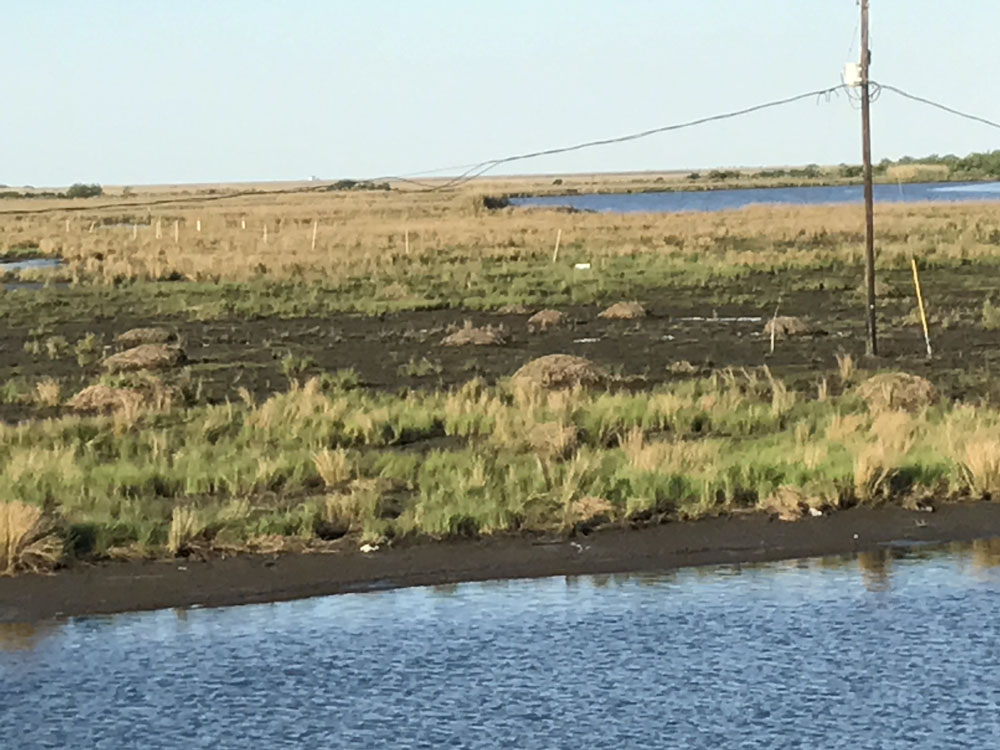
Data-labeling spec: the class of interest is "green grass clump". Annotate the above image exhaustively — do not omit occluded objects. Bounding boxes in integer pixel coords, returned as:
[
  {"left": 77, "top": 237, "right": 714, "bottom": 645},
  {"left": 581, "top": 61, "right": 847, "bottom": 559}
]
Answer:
[{"left": 0, "top": 368, "right": 996, "bottom": 565}]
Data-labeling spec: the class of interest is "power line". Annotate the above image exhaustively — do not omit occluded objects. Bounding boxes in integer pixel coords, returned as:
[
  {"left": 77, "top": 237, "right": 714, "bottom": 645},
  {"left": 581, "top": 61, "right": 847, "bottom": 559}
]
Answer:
[
  {"left": 0, "top": 83, "right": 849, "bottom": 213},
  {"left": 875, "top": 82, "right": 1000, "bottom": 131},
  {"left": 6, "top": 80, "right": 1000, "bottom": 216},
  {"left": 402, "top": 84, "right": 849, "bottom": 191}
]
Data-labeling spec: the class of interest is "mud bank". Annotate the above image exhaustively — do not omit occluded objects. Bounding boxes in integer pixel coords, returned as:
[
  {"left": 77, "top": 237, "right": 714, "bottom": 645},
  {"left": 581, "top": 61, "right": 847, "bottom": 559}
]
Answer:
[{"left": 3, "top": 502, "right": 1000, "bottom": 622}]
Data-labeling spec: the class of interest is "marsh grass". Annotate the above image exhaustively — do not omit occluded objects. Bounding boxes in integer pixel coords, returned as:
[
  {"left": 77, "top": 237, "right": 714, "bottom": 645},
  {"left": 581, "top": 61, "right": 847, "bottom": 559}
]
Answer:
[
  {"left": 0, "top": 303, "right": 996, "bottom": 564},
  {"left": 0, "top": 501, "right": 62, "bottom": 574}
]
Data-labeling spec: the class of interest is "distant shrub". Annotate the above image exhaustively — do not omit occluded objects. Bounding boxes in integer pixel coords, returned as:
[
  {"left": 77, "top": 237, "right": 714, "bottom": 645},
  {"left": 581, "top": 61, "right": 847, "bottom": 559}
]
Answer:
[
  {"left": 552, "top": 178, "right": 563, "bottom": 185},
  {"left": 66, "top": 183, "right": 103, "bottom": 199}
]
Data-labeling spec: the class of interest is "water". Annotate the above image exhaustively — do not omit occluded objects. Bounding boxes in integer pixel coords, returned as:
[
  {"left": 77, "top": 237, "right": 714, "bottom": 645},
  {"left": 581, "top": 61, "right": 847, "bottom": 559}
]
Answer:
[
  {"left": 512, "top": 180, "right": 1000, "bottom": 213},
  {"left": 3, "top": 541, "right": 1000, "bottom": 749},
  {"left": 0, "top": 257, "right": 61, "bottom": 273}
]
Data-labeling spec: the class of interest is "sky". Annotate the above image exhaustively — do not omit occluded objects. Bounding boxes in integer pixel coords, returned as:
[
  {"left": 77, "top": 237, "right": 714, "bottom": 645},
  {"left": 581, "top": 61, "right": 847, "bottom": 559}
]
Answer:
[{"left": 2, "top": 0, "right": 999, "bottom": 187}]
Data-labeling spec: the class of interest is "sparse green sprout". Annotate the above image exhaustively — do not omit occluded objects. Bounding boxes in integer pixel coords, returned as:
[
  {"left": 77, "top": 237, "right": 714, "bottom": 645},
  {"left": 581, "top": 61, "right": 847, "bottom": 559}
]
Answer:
[
  {"left": 398, "top": 357, "right": 443, "bottom": 378},
  {"left": 280, "top": 352, "right": 316, "bottom": 382},
  {"left": 983, "top": 299, "right": 1000, "bottom": 330},
  {"left": 44, "top": 335, "right": 69, "bottom": 360},
  {"left": 74, "top": 332, "right": 101, "bottom": 367}
]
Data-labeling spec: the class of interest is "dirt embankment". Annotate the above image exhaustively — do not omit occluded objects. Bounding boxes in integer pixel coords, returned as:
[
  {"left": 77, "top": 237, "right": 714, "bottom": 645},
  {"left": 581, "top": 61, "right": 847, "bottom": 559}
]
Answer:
[{"left": 3, "top": 502, "right": 1000, "bottom": 622}]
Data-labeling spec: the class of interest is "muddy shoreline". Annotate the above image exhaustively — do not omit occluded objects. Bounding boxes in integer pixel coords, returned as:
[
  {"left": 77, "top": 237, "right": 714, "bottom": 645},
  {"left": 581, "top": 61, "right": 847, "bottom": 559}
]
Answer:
[{"left": 3, "top": 503, "right": 999, "bottom": 622}]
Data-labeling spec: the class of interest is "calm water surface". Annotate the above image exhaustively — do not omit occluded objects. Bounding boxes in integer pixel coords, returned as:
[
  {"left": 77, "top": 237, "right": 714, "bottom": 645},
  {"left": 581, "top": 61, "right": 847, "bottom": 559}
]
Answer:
[
  {"left": 3, "top": 541, "right": 1000, "bottom": 749},
  {"left": 512, "top": 180, "right": 1000, "bottom": 213}
]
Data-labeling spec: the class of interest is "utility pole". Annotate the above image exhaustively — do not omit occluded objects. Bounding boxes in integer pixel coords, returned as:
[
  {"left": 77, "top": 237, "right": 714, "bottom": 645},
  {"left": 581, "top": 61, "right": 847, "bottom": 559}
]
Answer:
[{"left": 860, "top": 0, "right": 877, "bottom": 356}]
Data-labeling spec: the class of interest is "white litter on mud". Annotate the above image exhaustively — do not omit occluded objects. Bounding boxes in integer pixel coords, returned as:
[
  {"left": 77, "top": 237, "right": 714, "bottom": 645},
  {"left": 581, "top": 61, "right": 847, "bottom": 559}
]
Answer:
[{"left": 573, "top": 337, "right": 601, "bottom": 344}]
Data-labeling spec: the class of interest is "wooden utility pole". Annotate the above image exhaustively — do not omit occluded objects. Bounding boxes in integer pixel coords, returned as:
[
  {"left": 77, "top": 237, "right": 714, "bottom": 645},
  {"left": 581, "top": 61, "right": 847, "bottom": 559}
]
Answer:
[{"left": 860, "top": 0, "right": 877, "bottom": 356}]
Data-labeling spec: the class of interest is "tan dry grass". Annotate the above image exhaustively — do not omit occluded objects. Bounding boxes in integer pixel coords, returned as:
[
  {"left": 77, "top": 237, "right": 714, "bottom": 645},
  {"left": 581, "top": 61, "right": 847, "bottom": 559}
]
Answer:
[
  {"left": 856, "top": 373, "right": 938, "bottom": 412},
  {"left": 567, "top": 496, "right": 614, "bottom": 527},
  {"left": 527, "top": 421, "right": 578, "bottom": 458},
  {"left": 763, "top": 316, "right": 810, "bottom": 338},
  {"left": 440, "top": 321, "right": 509, "bottom": 347},
  {"left": 527, "top": 309, "right": 565, "bottom": 330},
  {"left": 67, "top": 384, "right": 146, "bottom": 412},
  {"left": 598, "top": 301, "right": 646, "bottom": 320},
  {"left": 103, "top": 344, "right": 186, "bottom": 373},
  {"left": 115, "top": 327, "right": 176, "bottom": 347},
  {"left": 34, "top": 378, "right": 61, "bottom": 407},
  {"left": 512, "top": 354, "right": 609, "bottom": 389},
  {"left": 959, "top": 437, "right": 1000, "bottom": 498},
  {"left": 496, "top": 303, "right": 531, "bottom": 315},
  {"left": 0, "top": 501, "right": 62, "bottom": 574},
  {"left": 313, "top": 447, "right": 352, "bottom": 487},
  {"left": 167, "top": 506, "right": 201, "bottom": 555}
]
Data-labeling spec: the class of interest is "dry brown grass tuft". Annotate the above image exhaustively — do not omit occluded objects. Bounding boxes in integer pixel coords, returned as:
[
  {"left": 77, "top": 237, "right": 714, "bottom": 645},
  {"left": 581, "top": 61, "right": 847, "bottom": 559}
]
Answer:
[
  {"left": 763, "top": 316, "right": 810, "bottom": 338},
  {"left": 167, "top": 506, "right": 201, "bottom": 555},
  {"left": 835, "top": 351, "right": 856, "bottom": 382},
  {"left": 528, "top": 421, "right": 578, "bottom": 458},
  {"left": 598, "top": 301, "right": 646, "bottom": 320},
  {"left": 759, "top": 486, "right": 831, "bottom": 521},
  {"left": 959, "top": 437, "right": 1000, "bottom": 498},
  {"left": 0, "top": 501, "right": 62, "bottom": 574},
  {"left": 440, "top": 321, "right": 509, "bottom": 347},
  {"left": 313, "top": 447, "right": 352, "bottom": 487},
  {"left": 527, "top": 309, "right": 565, "bottom": 330},
  {"left": 759, "top": 487, "right": 810, "bottom": 521},
  {"left": 667, "top": 360, "right": 698, "bottom": 375},
  {"left": 512, "top": 354, "right": 609, "bottom": 389},
  {"left": 67, "top": 384, "right": 146, "bottom": 412},
  {"left": 115, "top": 327, "right": 176, "bottom": 347},
  {"left": 856, "top": 373, "right": 938, "bottom": 412},
  {"left": 103, "top": 344, "right": 186, "bottom": 373},
  {"left": 568, "top": 496, "right": 614, "bottom": 527},
  {"left": 34, "top": 378, "right": 61, "bottom": 407},
  {"left": 496, "top": 303, "right": 531, "bottom": 315}
]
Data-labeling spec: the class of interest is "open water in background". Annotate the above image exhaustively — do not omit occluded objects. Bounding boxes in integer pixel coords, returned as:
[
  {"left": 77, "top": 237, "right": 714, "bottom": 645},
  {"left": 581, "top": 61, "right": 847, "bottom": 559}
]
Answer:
[{"left": 511, "top": 180, "right": 1000, "bottom": 213}]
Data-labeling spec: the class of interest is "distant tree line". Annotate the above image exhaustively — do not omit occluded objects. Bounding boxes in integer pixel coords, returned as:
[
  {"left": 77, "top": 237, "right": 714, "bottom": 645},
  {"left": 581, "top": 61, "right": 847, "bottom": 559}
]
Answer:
[
  {"left": 0, "top": 182, "right": 104, "bottom": 200},
  {"left": 321, "top": 179, "right": 391, "bottom": 192},
  {"left": 878, "top": 150, "right": 1000, "bottom": 178}
]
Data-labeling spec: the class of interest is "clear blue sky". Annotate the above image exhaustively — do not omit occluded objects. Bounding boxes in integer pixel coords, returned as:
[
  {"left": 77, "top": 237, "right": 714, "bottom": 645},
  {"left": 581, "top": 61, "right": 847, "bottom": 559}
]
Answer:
[{"left": 2, "top": 0, "right": 998, "bottom": 187}]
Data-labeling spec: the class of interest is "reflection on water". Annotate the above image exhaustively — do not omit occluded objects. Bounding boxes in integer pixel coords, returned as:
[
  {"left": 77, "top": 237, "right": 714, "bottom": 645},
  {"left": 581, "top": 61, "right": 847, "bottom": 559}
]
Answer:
[
  {"left": 970, "top": 537, "right": 1000, "bottom": 568},
  {"left": 0, "top": 257, "right": 62, "bottom": 273},
  {"left": 2, "top": 539, "right": 1000, "bottom": 749},
  {"left": 0, "top": 621, "right": 54, "bottom": 652}
]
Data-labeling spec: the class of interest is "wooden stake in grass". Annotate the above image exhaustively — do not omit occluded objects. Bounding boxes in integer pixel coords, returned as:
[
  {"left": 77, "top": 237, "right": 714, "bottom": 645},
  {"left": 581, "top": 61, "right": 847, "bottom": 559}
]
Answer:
[
  {"left": 132, "top": 224, "right": 138, "bottom": 240},
  {"left": 769, "top": 299, "right": 782, "bottom": 355},
  {"left": 174, "top": 220, "right": 179, "bottom": 243},
  {"left": 155, "top": 218, "right": 162, "bottom": 239},
  {"left": 241, "top": 218, "right": 246, "bottom": 230},
  {"left": 64, "top": 218, "right": 70, "bottom": 233},
  {"left": 262, "top": 224, "right": 268, "bottom": 244},
  {"left": 88, "top": 221, "right": 95, "bottom": 233},
  {"left": 552, "top": 228, "right": 562, "bottom": 263},
  {"left": 404, "top": 229, "right": 410, "bottom": 255},
  {"left": 311, "top": 220, "right": 318, "bottom": 251},
  {"left": 911, "top": 256, "right": 932, "bottom": 359},
  {"left": 196, "top": 219, "right": 201, "bottom": 233}
]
